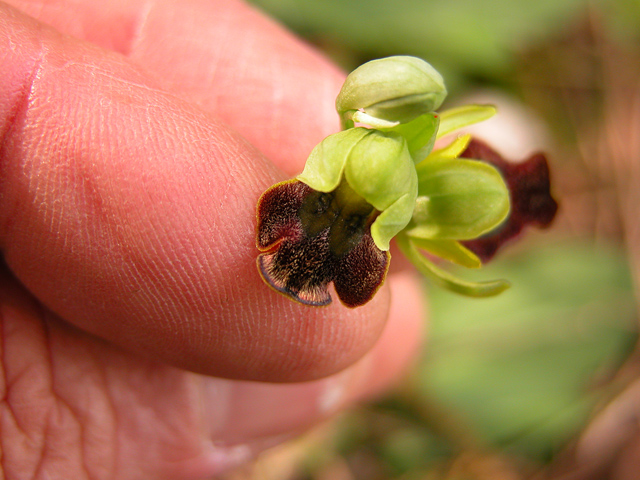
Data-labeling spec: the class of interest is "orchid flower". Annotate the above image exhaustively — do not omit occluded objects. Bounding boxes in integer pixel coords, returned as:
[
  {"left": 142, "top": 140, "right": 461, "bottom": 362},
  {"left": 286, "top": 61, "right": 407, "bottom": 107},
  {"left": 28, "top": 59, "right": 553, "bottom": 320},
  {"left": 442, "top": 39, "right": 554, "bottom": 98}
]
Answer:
[{"left": 256, "top": 56, "right": 557, "bottom": 307}]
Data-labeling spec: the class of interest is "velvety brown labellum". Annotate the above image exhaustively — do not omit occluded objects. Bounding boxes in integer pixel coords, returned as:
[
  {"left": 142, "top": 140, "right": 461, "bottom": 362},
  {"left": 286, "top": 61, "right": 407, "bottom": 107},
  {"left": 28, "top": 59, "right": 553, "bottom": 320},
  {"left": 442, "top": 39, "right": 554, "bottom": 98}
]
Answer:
[
  {"left": 256, "top": 180, "right": 389, "bottom": 307},
  {"left": 461, "top": 139, "right": 559, "bottom": 261}
]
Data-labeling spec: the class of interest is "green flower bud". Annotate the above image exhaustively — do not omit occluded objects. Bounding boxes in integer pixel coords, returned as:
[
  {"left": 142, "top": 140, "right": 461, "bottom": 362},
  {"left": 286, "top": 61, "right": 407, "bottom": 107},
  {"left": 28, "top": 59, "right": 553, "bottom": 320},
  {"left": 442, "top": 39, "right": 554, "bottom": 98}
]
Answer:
[
  {"left": 336, "top": 56, "right": 447, "bottom": 128},
  {"left": 298, "top": 128, "right": 417, "bottom": 251}
]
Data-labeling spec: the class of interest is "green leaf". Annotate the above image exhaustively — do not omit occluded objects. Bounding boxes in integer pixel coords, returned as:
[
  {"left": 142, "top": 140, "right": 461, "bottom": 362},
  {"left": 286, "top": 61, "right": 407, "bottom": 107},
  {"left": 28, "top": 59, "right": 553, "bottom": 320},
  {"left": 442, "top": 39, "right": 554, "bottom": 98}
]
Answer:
[
  {"left": 437, "top": 105, "right": 496, "bottom": 138},
  {"left": 406, "top": 157, "right": 509, "bottom": 240},
  {"left": 249, "top": 0, "right": 589, "bottom": 84},
  {"left": 397, "top": 234, "right": 509, "bottom": 296},
  {"left": 382, "top": 112, "right": 440, "bottom": 163},
  {"left": 297, "top": 128, "right": 370, "bottom": 191},
  {"left": 408, "top": 237, "right": 481, "bottom": 268}
]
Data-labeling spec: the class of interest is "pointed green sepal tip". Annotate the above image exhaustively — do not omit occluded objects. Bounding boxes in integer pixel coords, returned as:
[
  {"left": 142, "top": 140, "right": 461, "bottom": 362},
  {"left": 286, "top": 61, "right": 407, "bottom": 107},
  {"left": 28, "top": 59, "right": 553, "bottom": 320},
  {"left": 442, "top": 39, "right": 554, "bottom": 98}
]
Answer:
[
  {"left": 407, "top": 237, "right": 482, "bottom": 269},
  {"left": 437, "top": 104, "right": 497, "bottom": 139},
  {"left": 396, "top": 234, "right": 510, "bottom": 297}
]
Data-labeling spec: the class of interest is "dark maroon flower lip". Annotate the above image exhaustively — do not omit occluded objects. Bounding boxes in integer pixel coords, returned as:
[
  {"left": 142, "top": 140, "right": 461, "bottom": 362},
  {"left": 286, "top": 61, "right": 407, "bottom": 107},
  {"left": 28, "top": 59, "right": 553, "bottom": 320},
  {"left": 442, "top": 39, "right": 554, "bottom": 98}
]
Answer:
[
  {"left": 460, "top": 139, "right": 559, "bottom": 262},
  {"left": 256, "top": 179, "right": 389, "bottom": 308}
]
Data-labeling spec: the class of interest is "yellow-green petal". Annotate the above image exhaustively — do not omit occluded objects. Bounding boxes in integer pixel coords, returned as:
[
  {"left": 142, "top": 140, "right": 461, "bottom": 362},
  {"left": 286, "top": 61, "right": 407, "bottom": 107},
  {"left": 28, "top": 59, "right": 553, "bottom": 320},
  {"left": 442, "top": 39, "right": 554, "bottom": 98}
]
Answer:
[
  {"left": 382, "top": 112, "right": 440, "bottom": 164},
  {"left": 426, "top": 133, "right": 472, "bottom": 162},
  {"left": 297, "top": 128, "right": 370, "bottom": 192}
]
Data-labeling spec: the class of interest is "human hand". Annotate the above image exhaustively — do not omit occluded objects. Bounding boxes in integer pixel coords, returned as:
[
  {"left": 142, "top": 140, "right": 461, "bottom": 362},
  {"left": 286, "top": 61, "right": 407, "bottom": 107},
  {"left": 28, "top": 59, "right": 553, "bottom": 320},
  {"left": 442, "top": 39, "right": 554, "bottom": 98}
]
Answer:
[{"left": 0, "top": 0, "right": 425, "bottom": 477}]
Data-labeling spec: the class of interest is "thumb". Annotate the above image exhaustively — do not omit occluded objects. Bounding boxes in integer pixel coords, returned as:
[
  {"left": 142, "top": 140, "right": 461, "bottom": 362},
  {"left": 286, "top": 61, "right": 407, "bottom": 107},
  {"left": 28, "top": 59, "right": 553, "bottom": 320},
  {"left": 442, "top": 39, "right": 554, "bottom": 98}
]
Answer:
[{"left": 0, "top": 4, "right": 392, "bottom": 382}]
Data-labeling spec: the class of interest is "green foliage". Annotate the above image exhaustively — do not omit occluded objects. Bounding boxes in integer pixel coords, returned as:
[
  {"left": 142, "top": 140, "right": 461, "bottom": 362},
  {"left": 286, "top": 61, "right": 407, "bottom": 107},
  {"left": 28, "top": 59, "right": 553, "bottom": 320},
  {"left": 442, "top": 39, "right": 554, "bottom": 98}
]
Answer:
[
  {"left": 413, "top": 241, "right": 637, "bottom": 460},
  {"left": 406, "top": 237, "right": 481, "bottom": 269},
  {"left": 298, "top": 55, "right": 511, "bottom": 292},
  {"left": 298, "top": 56, "right": 508, "bottom": 260},
  {"left": 249, "top": 0, "right": 592, "bottom": 88}
]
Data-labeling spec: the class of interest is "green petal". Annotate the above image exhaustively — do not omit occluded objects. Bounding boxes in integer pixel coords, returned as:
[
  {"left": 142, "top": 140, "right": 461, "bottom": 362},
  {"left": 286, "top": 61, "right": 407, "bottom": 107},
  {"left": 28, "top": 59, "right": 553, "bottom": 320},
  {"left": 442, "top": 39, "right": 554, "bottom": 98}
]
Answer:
[
  {"left": 437, "top": 105, "right": 496, "bottom": 139},
  {"left": 344, "top": 131, "right": 415, "bottom": 211},
  {"left": 426, "top": 133, "right": 472, "bottom": 162},
  {"left": 408, "top": 237, "right": 481, "bottom": 268},
  {"left": 336, "top": 56, "right": 447, "bottom": 126},
  {"left": 397, "top": 234, "right": 510, "bottom": 297},
  {"left": 407, "top": 157, "right": 510, "bottom": 240},
  {"left": 381, "top": 112, "right": 439, "bottom": 163},
  {"left": 344, "top": 131, "right": 418, "bottom": 250},
  {"left": 370, "top": 192, "right": 416, "bottom": 251},
  {"left": 297, "top": 128, "right": 371, "bottom": 192}
]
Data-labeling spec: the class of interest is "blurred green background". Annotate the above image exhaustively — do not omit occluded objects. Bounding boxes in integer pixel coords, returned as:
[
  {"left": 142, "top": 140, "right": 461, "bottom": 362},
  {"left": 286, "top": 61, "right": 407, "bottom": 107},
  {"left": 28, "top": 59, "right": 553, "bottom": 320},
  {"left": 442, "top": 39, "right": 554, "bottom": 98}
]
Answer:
[{"left": 233, "top": 0, "right": 640, "bottom": 478}]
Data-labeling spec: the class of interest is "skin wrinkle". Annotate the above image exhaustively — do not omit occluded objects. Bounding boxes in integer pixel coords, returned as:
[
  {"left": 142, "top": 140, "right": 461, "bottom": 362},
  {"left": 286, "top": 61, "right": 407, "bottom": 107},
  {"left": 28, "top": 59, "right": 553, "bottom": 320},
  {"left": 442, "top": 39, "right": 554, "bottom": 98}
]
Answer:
[
  {"left": 81, "top": 345, "right": 119, "bottom": 480},
  {"left": 144, "top": 154, "right": 249, "bottom": 349},
  {"left": 30, "top": 300, "right": 396, "bottom": 476},
  {"left": 40, "top": 316, "right": 88, "bottom": 479},
  {"left": 0, "top": 300, "right": 53, "bottom": 479},
  {"left": 2, "top": 314, "right": 49, "bottom": 456},
  {"left": 125, "top": 0, "right": 153, "bottom": 58},
  {"left": 0, "top": 40, "right": 44, "bottom": 248}
]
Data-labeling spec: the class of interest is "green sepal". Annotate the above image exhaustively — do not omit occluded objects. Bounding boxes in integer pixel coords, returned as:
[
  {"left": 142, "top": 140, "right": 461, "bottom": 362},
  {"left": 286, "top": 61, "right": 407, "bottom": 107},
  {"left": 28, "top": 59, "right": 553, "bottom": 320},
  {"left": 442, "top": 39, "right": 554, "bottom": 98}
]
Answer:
[
  {"left": 408, "top": 237, "right": 481, "bottom": 269},
  {"left": 406, "top": 157, "right": 510, "bottom": 240},
  {"left": 345, "top": 131, "right": 418, "bottom": 251},
  {"left": 297, "top": 128, "right": 371, "bottom": 192},
  {"left": 381, "top": 112, "right": 439, "bottom": 163},
  {"left": 437, "top": 105, "right": 496, "bottom": 139},
  {"left": 397, "top": 234, "right": 510, "bottom": 297},
  {"left": 336, "top": 56, "right": 447, "bottom": 127}
]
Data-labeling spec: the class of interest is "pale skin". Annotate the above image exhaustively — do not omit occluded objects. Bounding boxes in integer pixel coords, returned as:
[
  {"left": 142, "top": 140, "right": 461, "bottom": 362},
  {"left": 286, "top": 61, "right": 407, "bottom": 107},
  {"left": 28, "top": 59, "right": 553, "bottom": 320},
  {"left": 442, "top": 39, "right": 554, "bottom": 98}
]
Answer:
[{"left": 0, "top": 0, "right": 425, "bottom": 477}]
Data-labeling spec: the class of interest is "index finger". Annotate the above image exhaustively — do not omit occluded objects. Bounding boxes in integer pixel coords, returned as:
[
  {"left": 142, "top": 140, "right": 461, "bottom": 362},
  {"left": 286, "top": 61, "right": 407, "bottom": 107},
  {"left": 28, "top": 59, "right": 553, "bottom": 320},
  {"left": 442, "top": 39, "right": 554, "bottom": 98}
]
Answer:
[
  {"left": 0, "top": 2, "right": 392, "bottom": 382},
  {"left": 7, "top": 0, "right": 346, "bottom": 172}
]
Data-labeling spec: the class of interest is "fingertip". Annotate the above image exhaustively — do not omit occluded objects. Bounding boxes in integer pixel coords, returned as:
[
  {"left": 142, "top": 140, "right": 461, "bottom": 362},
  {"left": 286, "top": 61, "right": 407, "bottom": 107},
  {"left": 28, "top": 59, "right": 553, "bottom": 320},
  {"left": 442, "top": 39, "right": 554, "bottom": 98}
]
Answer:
[
  {"left": 361, "top": 269, "right": 426, "bottom": 395},
  {"left": 197, "top": 272, "right": 426, "bottom": 445},
  {"left": 0, "top": 2, "right": 398, "bottom": 383},
  {"left": 234, "top": 277, "right": 393, "bottom": 382}
]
